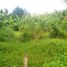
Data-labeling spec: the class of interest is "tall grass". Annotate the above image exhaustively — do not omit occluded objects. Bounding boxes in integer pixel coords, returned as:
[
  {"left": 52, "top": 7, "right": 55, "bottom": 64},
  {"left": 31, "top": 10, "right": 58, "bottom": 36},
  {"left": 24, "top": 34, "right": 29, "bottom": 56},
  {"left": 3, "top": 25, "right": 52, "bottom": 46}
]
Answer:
[{"left": 0, "top": 38, "right": 67, "bottom": 67}]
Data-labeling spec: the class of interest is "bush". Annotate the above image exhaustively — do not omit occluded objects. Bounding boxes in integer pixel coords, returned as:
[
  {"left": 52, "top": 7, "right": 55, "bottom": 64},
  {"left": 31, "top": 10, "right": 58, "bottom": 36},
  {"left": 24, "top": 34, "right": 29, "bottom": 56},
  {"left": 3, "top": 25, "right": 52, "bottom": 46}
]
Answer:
[
  {"left": 0, "top": 27, "right": 15, "bottom": 42},
  {"left": 20, "top": 26, "right": 44, "bottom": 42},
  {"left": 13, "top": 25, "right": 19, "bottom": 31},
  {"left": 20, "top": 30, "right": 32, "bottom": 42},
  {"left": 49, "top": 24, "right": 66, "bottom": 38}
]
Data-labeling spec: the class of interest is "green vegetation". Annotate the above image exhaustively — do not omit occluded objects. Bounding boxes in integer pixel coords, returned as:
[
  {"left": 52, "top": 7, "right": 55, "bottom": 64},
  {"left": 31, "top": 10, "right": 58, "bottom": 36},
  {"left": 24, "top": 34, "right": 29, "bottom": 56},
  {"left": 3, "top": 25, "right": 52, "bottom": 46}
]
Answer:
[{"left": 0, "top": 8, "right": 67, "bottom": 67}]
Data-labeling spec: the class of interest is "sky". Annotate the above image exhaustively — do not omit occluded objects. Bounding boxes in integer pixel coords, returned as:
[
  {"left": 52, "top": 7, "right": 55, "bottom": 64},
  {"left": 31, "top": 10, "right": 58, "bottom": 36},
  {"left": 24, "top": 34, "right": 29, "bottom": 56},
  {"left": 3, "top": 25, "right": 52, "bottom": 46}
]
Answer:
[{"left": 0, "top": 0, "right": 67, "bottom": 14}]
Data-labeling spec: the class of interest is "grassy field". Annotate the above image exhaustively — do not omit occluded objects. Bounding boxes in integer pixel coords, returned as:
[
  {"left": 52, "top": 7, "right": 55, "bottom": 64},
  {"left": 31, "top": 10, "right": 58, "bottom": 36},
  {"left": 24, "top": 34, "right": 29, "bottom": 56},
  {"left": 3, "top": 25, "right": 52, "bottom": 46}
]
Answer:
[{"left": 0, "top": 37, "right": 67, "bottom": 67}]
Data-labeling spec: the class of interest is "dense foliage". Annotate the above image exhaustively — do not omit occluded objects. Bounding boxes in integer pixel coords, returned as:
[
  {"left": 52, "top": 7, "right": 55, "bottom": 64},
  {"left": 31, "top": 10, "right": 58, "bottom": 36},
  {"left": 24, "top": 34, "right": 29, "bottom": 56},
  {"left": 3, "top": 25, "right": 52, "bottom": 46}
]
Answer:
[
  {"left": 0, "top": 8, "right": 67, "bottom": 67},
  {"left": 0, "top": 9, "right": 67, "bottom": 41}
]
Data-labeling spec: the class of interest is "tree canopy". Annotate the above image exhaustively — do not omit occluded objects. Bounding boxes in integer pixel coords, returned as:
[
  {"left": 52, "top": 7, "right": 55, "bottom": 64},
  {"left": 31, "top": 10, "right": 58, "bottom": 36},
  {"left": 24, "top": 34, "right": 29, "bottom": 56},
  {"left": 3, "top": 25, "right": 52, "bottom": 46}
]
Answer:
[{"left": 13, "top": 7, "right": 24, "bottom": 17}]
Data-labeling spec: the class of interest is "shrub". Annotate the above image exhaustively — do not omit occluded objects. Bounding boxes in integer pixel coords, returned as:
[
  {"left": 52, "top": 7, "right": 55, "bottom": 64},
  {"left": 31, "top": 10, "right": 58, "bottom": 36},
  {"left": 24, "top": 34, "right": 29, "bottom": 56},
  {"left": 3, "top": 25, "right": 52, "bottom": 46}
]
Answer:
[
  {"left": 13, "top": 25, "right": 19, "bottom": 31},
  {"left": 0, "top": 27, "right": 15, "bottom": 42},
  {"left": 20, "top": 29, "right": 32, "bottom": 42},
  {"left": 49, "top": 24, "right": 66, "bottom": 38}
]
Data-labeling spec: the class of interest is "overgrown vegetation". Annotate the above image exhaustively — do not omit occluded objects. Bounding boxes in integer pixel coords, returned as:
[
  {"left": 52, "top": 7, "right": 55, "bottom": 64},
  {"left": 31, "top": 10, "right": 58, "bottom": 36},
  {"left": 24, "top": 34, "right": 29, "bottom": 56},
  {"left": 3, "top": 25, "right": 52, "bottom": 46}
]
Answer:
[{"left": 0, "top": 8, "right": 67, "bottom": 67}]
